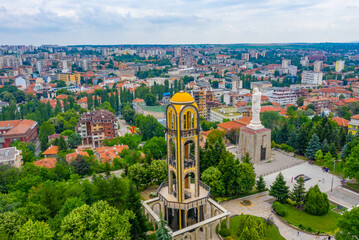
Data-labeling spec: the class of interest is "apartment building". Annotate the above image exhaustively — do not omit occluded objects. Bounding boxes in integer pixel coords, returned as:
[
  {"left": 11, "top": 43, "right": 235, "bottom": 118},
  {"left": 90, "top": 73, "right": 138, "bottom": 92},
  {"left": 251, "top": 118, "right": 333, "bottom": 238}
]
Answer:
[
  {"left": 76, "top": 110, "right": 119, "bottom": 148},
  {"left": 266, "top": 87, "right": 297, "bottom": 106},
  {"left": 348, "top": 114, "right": 359, "bottom": 135},
  {"left": 302, "top": 71, "right": 323, "bottom": 85},
  {"left": 192, "top": 90, "right": 207, "bottom": 119},
  {"left": 314, "top": 61, "right": 323, "bottom": 72},
  {"left": 303, "top": 96, "right": 330, "bottom": 113},
  {"left": 210, "top": 107, "right": 243, "bottom": 123},
  {"left": 0, "top": 147, "right": 22, "bottom": 168},
  {"left": 335, "top": 60, "right": 345, "bottom": 73},
  {"left": 59, "top": 73, "right": 81, "bottom": 86},
  {"left": 0, "top": 120, "right": 38, "bottom": 148}
]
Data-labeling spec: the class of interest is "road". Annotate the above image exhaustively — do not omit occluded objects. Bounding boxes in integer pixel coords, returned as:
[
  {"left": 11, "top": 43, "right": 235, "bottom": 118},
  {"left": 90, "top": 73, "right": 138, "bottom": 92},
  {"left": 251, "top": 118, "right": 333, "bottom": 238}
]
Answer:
[{"left": 117, "top": 117, "right": 131, "bottom": 136}]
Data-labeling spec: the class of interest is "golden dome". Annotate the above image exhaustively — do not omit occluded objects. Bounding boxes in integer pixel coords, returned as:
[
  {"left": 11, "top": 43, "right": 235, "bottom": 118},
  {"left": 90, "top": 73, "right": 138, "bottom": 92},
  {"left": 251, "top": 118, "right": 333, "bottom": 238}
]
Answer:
[{"left": 170, "top": 91, "right": 195, "bottom": 104}]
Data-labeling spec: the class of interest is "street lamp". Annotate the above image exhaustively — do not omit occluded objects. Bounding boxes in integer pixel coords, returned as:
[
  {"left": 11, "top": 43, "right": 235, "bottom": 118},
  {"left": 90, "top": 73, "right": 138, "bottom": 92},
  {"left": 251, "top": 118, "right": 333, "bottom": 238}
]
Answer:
[{"left": 331, "top": 158, "right": 336, "bottom": 192}]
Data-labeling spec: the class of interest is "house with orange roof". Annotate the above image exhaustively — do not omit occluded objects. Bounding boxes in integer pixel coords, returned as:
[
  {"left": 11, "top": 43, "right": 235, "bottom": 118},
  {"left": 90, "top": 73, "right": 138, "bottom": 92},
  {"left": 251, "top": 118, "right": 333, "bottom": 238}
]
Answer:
[
  {"left": 260, "top": 106, "right": 281, "bottom": 113},
  {"left": 33, "top": 158, "right": 57, "bottom": 168},
  {"left": 332, "top": 117, "right": 349, "bottom": 129},
  {"left": 43, "top": 145, "right": 58, "bottom": 158},
  {"left": 66, "top": 150, "right": 89, "bottom": 163},
  {"left": 95, "top": 144, "right": 129, "bottom": 163},
  {"left": 56, "top": 94, "right": 68, "bottom": 100}
]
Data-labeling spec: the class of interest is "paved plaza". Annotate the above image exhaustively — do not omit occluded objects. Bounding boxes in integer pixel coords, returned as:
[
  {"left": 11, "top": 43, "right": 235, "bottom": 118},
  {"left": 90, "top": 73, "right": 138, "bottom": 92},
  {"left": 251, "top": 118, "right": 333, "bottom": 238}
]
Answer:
[
  {"left": 221, "top": 193, "right": 323, "bottom": 240},
  {"left": 254, "top": 150, "right": 305, "bottom": 177}
]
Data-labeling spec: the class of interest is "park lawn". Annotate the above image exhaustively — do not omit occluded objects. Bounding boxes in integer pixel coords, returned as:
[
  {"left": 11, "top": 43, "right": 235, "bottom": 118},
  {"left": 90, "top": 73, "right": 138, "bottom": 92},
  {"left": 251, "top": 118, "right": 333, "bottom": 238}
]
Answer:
[
  {"left": 281, "top": 204, "right": 340, "bottom": 235},
  {"left": 219, "top": 214, "right": 285, "bottom": 240}
]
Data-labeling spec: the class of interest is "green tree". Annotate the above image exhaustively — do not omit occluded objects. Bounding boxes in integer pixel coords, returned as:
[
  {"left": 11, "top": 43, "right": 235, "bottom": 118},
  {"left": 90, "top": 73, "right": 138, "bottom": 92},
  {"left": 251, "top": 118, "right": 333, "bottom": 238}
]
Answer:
[
  {"left": 148, "top": 160, "right": 167, "bottom": 185},
  {"left": 19, "top": 202, "right": 50, "bottom": 222},
  {"left": 201, "top": 167, "right": 225, "bottom": 196},
  {"left": 87, "top": 95, "right": 94, "bottom": 110},
  {"left": 58, "top": 201, "right": 134, "bottom": 240},
  {"left": 296, "top": 96, "right": 305, "bottom": 107},
  {"left": 239, "top": 227, "right": 252, "bottom": 240},
  {"left": 241, "top": 152, "right": 252, "bottom": 164},
  {"left": 125, "top": 184, "right": 147, "bottom": 239},
  {"left": 127, "top": 163, "right": 147, "bottom": 189},
  {"left": 290, "top": 177, "right": 306, "bottom": 208},
  {"left": 305, "top": 134, "right": 321, "bottom": 160},
  {"left": 39, "top": 121, "right": 56, "bottom": 151},
  {"left": 343, "top": 144, "right": 359, "bottom": 182},
  {"left": 156, "top": 213, "right": 171, "bottom": 240},
  {"left": 58, "top": 135, "right": 68, "bottom": 152},
  {"left": 55, "top": 99, "right": 62, "bottom": 115},
  {"left": 304, "top": 185, "right": 329, "bottom": 216},
  {"left": 122, "top": 105, "right": 135, "bottom": 124},
  {"left": 0, "top": 211, "right": 26, "bottom": 238},
  {"left": 71, "top": 155, "right": 91, "bottom": 176},
  {"left": 206, "top": 129, "right": 226, "bottom": 145},
  {"left": 269, "top": 172, "right": 289, "bottom": 203},
  {"left": 14, "top": 219, "right": 54, "bottom": 240},
  {"left": 314, "top": 149, "right": 324, "bottom": 162},
  {"left": 335, "top": 207, "right": 359, "bottom": 240},
  {"left": 67, "top": 133, "right": 82, "bottom": 148},
  {"left": 142, "top": 137, "right": 167, "bottom": 159},
  {"left": 256, "top": 175, "right": 266, "bottom": 192},
  {"left": 144, "top": 93, "right": 158, "bottom": 106}
]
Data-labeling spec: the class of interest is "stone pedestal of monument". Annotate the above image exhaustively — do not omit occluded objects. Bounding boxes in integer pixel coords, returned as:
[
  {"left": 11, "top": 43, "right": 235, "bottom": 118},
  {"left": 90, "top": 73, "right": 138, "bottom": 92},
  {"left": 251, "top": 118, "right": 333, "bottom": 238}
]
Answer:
[{"left": 238, "top": 126, "right": 271, "bottom": 164}]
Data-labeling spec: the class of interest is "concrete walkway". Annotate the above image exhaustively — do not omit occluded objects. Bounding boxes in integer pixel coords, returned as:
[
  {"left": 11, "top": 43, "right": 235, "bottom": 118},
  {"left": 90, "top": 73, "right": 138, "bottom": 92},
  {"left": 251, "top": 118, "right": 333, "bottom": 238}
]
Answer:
[{"left": 220, "top": 193, "right": 324, "bottom": 240}]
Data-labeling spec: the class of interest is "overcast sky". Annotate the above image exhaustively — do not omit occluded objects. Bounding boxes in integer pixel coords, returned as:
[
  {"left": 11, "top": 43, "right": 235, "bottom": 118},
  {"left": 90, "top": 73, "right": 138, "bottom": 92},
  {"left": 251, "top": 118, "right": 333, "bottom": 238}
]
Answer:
[{"left": 0, "top": 0, "right": 358, "bottom": 45}]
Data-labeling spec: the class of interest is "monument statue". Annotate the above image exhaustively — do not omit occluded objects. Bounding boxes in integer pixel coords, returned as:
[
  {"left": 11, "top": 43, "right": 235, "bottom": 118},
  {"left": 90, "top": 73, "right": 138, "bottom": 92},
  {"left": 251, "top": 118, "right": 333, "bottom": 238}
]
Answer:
[{"left": 247, "top": 87, "right": 264, "bottom": 130}]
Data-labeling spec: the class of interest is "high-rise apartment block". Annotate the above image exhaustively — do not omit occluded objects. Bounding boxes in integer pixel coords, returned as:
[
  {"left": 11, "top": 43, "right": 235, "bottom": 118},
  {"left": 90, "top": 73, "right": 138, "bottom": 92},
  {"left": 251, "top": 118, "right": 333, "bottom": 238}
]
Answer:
[
  {"left": 335, "top": 60, "right": 345, "bottom": 72},
  {"left": 192, "top": 90, "right": 207, "bottom": 119},
  {"left": 241, "top": 53, "right": 250, "bottom": 61},
  {"left": 314, "top": 60, "right": 323, "bottom": 72},
  {"left": 302, "top": 71, "right": 323, "bottom": 85}
]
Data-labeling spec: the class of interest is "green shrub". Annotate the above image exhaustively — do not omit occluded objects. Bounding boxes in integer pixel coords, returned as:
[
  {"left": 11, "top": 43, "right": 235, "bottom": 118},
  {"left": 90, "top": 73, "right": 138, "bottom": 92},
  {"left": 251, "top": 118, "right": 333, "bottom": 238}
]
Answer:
[
  {"left": 223, "top": 237, "right": 234, "bottom": 240},
  {"left": 219, "top": 228, "right": 231, "bottom": 237},
  {"left": 286, "top": 198, "right": 296, "bottom": 206},
  {"left": 273, "top": 201, "right": 287, "bottom": 217},
  {"left": 146, "top": 233, "right": 157, "bottom": 240},
  {"left": 145, "top": 222, "right": 154, "bottom": 231},
  {"left": 304, "top": 185, "right": 329, "bottom": 216}
]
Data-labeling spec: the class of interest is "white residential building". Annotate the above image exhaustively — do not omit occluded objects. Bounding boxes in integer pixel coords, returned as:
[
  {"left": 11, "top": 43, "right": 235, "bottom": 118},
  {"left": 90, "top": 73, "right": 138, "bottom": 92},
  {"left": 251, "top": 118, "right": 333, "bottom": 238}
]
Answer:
[
  {"left": 266, "top": 87, "right": 297, "bottom": 106},
  {"left": 0, "top": 147, "right": 22, "bottom": 168},
  {"left": 302, "top": 71, "right": 323, "bottom": 85}
]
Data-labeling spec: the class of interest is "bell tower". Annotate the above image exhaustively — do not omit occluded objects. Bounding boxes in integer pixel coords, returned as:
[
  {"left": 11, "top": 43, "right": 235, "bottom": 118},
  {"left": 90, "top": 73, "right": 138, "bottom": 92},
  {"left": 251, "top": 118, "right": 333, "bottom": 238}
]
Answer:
[
  {"left": 159, "top": 91, "right": 208, "bottom": 231},
  {"left": 142, "top": 91, "right": 230, "bottom": 239}
]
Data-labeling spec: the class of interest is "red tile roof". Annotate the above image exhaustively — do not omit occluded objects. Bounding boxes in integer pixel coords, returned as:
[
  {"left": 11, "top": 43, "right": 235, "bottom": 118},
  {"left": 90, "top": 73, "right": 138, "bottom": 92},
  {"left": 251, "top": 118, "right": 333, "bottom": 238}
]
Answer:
[
  {"left": 260, "top": 106, "right": 281, "bottom": 113},
  {"left": 43, "top": 145, "right": 59, "bottom": 155},
  {"left": 0, "top": 119, "right": 37, "bottom": 136},
  {"left": 351, "top": 114, "right": 359, "bottom": 120},
  {"left": 332, "top": 117, "right": 349, "bottom": 127},
  {"left": 33, "top": 158, "right": 57, "bottom": 168},
  {"left": 217, "top": 121, "right": 243, "bottom": 131}
]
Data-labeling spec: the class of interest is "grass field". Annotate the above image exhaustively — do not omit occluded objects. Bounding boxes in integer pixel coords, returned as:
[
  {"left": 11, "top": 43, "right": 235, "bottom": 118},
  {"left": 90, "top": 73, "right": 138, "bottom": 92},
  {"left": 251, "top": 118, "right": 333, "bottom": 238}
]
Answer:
[
  {"left": 219, "top": 214, "right": 285, "bottom": 240},
  {"left": 281, "top": 204, "right": 340, "bottom": 235}
]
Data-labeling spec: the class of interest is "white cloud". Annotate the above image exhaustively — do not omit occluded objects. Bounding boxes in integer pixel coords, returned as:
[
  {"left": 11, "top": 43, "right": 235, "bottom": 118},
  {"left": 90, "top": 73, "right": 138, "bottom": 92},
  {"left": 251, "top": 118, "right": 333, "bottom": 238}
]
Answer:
[{"left": 0, "top": 0, "right": 358, "bottom": 44}]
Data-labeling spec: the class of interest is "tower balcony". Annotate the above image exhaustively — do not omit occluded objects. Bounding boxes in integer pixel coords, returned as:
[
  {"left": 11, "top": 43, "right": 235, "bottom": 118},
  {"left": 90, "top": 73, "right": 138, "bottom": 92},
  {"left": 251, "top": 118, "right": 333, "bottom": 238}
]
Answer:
[
  {"left": 166, "top": 128, "right": 199, "bottom": 138},
  {"left": 157, "top": 181, "right": 210, "bottom": 210},
  {"left": 168, "top": 153, "right": 196, "bottom": 169}
]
